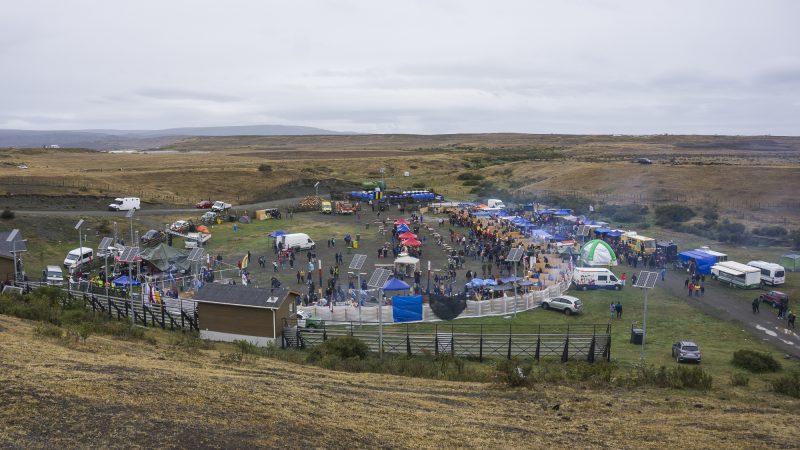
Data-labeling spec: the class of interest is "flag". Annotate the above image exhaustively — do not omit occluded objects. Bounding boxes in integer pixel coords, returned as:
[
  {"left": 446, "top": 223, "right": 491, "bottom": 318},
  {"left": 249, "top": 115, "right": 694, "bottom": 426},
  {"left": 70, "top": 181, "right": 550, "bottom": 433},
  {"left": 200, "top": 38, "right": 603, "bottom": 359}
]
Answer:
[{"left": 241, "top": 253, "right": 249, "bottom": 270}]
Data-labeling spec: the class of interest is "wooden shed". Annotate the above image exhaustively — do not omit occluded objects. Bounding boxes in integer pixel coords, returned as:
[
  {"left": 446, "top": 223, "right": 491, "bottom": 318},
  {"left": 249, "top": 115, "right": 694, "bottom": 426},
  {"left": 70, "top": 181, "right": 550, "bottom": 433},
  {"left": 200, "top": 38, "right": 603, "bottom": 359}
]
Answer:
[{"left": 193, "top": 284, "right": 298, "bottom": 346}]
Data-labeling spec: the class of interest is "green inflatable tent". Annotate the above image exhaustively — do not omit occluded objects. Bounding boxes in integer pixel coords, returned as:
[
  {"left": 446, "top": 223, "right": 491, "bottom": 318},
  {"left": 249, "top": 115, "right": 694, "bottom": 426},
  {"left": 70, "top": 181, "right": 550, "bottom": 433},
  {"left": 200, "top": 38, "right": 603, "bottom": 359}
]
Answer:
[{"left": 580, "top": 239, "right": 618, "bottom": 266}]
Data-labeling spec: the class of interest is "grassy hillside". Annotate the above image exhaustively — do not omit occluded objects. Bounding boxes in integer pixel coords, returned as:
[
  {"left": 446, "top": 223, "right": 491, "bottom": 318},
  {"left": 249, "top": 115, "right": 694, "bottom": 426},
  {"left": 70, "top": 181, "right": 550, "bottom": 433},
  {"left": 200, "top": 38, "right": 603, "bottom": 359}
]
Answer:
[{"left": 1, "top": 314, "right": 799, "bottom": 448}]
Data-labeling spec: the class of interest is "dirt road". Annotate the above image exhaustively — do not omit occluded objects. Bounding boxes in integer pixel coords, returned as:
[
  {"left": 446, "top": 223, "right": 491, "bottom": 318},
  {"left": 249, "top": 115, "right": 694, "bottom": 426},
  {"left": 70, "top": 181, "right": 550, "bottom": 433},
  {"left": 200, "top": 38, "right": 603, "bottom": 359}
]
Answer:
[{"left": 657, "top": 268, "right": 800, "bottom": 358}]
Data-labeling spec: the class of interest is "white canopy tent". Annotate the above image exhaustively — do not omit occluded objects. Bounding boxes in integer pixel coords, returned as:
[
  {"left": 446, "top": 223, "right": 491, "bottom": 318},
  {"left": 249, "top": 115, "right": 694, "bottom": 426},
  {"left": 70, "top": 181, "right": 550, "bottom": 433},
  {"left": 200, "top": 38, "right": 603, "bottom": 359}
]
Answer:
[{"left": 394, "top": 254, "right": 420, "bottom": 276}]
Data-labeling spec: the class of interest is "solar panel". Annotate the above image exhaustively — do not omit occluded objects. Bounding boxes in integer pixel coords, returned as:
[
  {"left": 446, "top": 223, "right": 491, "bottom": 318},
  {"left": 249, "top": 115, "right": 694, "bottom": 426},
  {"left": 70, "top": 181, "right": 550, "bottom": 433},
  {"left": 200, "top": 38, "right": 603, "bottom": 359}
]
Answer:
[
  {"left": 125, "top": 209, "right": 136, "bottom": 218},
  {"left": 187, "top": 247, "right": 205, "bottom": 262},
  {"left": 506, "top": 248, "right": 525, "bottom": 262},
  {"left": 577, "top": 225, "right": 590, "bottom": 236},
  {"left": 120, "top": 246, "right": 140, "bottom": 262},
  {"left": 633, "top": 271, "right": 659, "bottom": 289},
  {"left": 367, "top": 268, "right": 392, "bottom": 288},
  {"left": 74, "top": 219, "right": 84, "bottom": 230},
  {"left": 99, "top": 237, "right": 114, "bottom": 251},
  {"left": 349, "top": 254, "right": 367, "bottom": 270},
  {"left": 5, "top": 229, "right": 19, "bottom": 242}
]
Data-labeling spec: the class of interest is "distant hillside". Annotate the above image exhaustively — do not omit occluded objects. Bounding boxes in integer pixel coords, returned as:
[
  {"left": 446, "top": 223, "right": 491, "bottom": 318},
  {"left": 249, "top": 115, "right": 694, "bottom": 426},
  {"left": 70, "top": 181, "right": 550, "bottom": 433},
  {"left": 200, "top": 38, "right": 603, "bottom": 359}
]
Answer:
[{"left": 0, "top": 124, "right": 343, "bottom": 150}]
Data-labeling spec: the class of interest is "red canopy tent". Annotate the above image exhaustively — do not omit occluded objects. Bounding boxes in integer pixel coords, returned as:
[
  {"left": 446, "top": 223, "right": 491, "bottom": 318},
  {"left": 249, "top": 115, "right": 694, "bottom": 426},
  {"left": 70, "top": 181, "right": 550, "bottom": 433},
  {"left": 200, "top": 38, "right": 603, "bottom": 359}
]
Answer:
[
  {"left": 394, "top": 218, "right": 410, "bottom": 225},
  {"left": 398, "top": 231, "right": 417, "bottom": 240},
  {"left": 401, "top": 238, "right": 422, "bottom": 247}
]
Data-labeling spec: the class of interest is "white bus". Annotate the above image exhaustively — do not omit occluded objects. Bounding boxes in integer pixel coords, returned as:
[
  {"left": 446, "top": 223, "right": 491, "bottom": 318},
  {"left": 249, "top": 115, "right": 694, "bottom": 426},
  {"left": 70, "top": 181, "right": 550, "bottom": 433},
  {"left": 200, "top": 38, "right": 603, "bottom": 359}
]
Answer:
[
  {"left": 746, "top": 261, "right": 785, "bottom": 286},
  {"left": 711, "top": 261, "right": 761, "bottom": 289}
]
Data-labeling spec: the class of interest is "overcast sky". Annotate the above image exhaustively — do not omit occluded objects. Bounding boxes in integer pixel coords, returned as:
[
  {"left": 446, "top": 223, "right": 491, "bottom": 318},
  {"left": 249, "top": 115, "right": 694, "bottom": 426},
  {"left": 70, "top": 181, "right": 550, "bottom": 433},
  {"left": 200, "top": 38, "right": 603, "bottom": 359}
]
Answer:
[{"left": 1, "top": 0, "right": 799, "bottom": 134}]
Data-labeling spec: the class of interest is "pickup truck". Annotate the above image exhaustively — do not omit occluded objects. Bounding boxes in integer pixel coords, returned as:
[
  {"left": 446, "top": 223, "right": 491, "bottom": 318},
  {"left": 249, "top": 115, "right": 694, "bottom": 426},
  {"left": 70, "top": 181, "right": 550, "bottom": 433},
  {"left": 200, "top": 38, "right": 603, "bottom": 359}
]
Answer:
[
  {"left": 336, "top": 201, "right": 354, "bottom": 215},
  {"left": 184, "top": 232, "right": 211, "bottom": 249},
  {"left": 211, "top": 201, "right": 232, "bottom": 213}
]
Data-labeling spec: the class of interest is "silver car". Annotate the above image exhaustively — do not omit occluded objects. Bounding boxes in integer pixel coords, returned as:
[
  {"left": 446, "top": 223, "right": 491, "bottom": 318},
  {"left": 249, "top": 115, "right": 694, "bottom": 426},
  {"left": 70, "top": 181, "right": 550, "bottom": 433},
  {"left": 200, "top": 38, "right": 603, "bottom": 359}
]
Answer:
[
  {"left": 541, "top": 295, "right": 583, "bottom": 315},
  {"left": 672, "top": 341, "right": 701, "bottom": 363}
]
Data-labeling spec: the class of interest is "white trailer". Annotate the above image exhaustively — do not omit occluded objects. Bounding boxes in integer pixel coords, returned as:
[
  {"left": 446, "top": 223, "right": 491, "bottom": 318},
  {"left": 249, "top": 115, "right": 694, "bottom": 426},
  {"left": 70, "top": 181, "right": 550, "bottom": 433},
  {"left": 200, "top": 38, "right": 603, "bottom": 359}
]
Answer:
[
  {"left": 711, "top": 261, "right": 761, "bottom": 289},
  {"left": 108, "top": 197, "right": 140, "bottom": 211}
]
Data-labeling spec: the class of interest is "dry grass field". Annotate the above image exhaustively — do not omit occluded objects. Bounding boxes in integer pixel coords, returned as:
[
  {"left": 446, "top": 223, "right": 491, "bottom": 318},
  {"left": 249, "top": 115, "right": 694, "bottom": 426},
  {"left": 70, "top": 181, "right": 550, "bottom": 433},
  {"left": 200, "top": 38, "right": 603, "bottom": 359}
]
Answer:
[
  {"left": 1, "top": 314, "right": 799, "bottom": 449},
  {"left": 1, "top": 134, "right": 798, "bottom": 225}
]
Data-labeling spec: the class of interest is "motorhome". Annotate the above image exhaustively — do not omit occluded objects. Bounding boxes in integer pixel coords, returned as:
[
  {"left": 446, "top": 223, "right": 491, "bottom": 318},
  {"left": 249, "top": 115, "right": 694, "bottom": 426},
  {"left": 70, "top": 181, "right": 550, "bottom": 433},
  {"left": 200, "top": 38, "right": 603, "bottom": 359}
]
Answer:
[
  {"left": 746, "top": 261, "right": 785, "bottom": 286},
  {"left": 45, "top": 265, "right": 64, "bottom": 285},
  {"left": 572, "top": 267, "right": 624, "bottom": 291},
  {"left": 622, "top": 232, "right": 656, "bottom": 253},
  {"left": 63, "top": 247, "right": 94, "bottom": 270},
  {"left": 711, "top": 261, "right": 761, "bottom": 289},
  {"left": 695, "top": 247, "right": 728, "bottom": 263},
  {"left": 276, "top": 233, "right": 315, "bottom": 251},
  {"left": 108, "top": 197, "right": 140, "bottom": 211}
]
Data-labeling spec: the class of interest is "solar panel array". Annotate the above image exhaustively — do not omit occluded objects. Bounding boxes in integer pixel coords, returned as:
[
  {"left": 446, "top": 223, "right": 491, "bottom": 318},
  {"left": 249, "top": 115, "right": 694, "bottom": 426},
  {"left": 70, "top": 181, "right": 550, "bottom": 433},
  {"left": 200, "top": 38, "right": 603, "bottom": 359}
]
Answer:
[
  {"left": 367, "top": 268, "right": 392, "bottom": 288},
  {"left": 506, "top": 248, "right": 525, "bottom": 262},
  {"left": 98, "top": 237, "right": 114, "bottom": 251},
  {"left": 633, "top": 271, "right": 659, "bottom": 289},
  {"left": 576, "top": 225, "right": 591, "bottom": 236},
  {"left": 119, "top": 246, "right": 140, "bottom": 262},
  {"left": 187, "top": 247, "right": 205, "bottom": 262},
  {"left": 349, "top": 254, "right": 367, "bottom": 270}
]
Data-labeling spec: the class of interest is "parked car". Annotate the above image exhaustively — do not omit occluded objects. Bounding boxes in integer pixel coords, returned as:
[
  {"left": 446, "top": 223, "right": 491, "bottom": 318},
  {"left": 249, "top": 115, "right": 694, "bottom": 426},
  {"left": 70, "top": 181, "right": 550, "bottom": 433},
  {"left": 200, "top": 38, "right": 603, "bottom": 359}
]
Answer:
[
  {"left": 200, "top": 211, "right": 218, "bottom": 224},
  {"left": 541, "top": 295, "right": 583, "bottom": 315},
  {"left": 140, "top": 229, "right": 165, "bottom": 247},
  {"left": 170, "top": 220, "right": 190, "bottom": 233},
  {"left": 635, "top": 158, "right": 652, "bottom": 164},
  {"left": 759, "top": 290, "right": 789, "bottom": 309},
  {"left": 672, "top": 341, "right": 701, "bottom": 363},
  {"left": 195, "top": 200, "right": 213, "bottom": 209}
]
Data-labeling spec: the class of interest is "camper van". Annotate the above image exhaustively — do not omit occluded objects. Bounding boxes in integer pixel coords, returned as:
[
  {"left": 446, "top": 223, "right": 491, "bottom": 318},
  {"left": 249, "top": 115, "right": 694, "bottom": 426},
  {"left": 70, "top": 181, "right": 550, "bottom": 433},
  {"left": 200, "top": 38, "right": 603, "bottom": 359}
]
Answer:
[
  {"left": 572, "top": 267, "right": 624, "bottom": 291},
  {"left": 710, "top": 261, "right": 761, "bottom": 289},
  {"left": 63, "top": 247, "right": 94, "bottom": 270},
  {"left": 45, "top": 265, "right": 64, "bottom": 286},
  {"left": 696, "top": 247, "right": 727, "bottom": 263},
  {"left": 746, "top": 261, "right": 785, "bottom": 286},
  {"left": 486, "top": 199, "right": 506, "bottom": 211},
  {"left": 622, "top": 232, "right": 656, "bottom": 254},
  {"left": 108, "top": 197, "right": 140, "bottom": 211},
  {"left": 276, "top": 233, "right": 315, "bottom": 251}
]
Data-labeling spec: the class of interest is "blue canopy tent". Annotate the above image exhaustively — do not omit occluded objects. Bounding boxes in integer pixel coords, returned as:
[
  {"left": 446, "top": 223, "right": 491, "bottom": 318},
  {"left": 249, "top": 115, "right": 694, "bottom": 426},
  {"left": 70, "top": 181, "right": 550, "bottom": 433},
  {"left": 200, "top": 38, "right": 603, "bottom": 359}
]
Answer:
[
  {"left": 269, "top": 230, "right": 287, "bottom": 238},
  {"left": 395, "top": 224, "right": 411, "bottom": 233},
  {"left": 595, "top": 227, "right": 611, "bottom": 234},
  {"left": 383, "top": 278, "right": 411, "bottom": 291},
  {"left": 606, "top": 230, "right": 624, "bottom": 238},
  {"left": 112, "top": 275, "right": 141, "bottom": 287},
  {"left": 678, "top": 250, "right": 717, "bottom": 275},
  {"left": 500, "top": 276, "right": 522, "bottom": 283}
]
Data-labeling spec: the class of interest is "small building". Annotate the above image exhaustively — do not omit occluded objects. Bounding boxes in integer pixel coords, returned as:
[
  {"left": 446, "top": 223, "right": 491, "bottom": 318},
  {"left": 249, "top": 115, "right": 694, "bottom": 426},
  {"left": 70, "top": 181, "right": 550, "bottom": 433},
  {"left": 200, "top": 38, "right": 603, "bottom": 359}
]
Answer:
[
  {"left": 193, "top": 284, "right": 298, "bottom": 346},
  {"left": 0, "top": 230, "right": 26, "bottom": 282}
]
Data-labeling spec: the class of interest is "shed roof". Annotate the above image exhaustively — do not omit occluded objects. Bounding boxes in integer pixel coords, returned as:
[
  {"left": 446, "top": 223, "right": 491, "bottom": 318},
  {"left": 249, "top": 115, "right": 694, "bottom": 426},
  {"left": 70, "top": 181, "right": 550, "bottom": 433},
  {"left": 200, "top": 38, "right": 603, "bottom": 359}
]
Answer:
[{"left": 193, "top": 284, "right": 293, "bottom": 309}]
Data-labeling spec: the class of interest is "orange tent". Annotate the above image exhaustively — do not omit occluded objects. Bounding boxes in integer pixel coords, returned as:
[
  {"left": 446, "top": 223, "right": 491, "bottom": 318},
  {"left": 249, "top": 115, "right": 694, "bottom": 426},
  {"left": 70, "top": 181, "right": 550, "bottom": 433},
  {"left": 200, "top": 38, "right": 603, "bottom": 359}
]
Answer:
[
  {"left": 398, "top": 231, "right": 417, "bottom": 240},
  {"left": 394, "top": 218, "right": 410, "bottom": 225},
  {"left": 401, "top": 238, "right": 422, "bottom": 247}
]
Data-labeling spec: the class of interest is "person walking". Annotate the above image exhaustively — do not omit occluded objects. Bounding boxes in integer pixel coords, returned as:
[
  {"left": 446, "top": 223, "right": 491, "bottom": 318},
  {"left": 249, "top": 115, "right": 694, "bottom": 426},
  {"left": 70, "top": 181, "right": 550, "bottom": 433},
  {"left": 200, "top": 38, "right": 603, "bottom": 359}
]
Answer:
[
  {"left": 615, "top": 302, "right": 622, "bottom": 319},
  {"left": 752, "top": 297, "right": 760, "bottom": 313},
  {"left": 789, "top": 311, "right": 796, "bottom": 329},
  {"left": 610, "top": 302, "right": 616, "bottom": 320}
]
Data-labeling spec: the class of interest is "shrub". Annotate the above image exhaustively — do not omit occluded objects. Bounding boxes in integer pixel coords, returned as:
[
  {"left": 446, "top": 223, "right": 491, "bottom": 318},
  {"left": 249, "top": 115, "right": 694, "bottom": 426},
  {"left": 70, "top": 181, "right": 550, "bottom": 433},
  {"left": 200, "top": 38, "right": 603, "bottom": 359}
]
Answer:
[
  {"left": 169, "top": 332, "right": 215, "bottom": 353},
  {"left": 731, "top": 350, "right": 782, "bottom": 373},
  {"left": 258, "top": 164, "right": 273, "bottom": 172},
  {"left": 495, "top": 358, "right": 529, "bottom": 387},
  {"left": 233, "top": 339, "right": 262, "bottom": 355},
  {"left": 34, "top": 322, "right": 64, "bottom": 338},
  {"left": 456, "top": 172, "right": 484, "bottom": 181},
  {"left": 792, "top": 229, "right": 800, "bottom": 250},
  {"left": 308, "top": 336, "right": 369, "bottom": 362},
  {"left": 771, "top": 371, "right": 800, "bottom": 398},
  {"left": 411, "top": 182, "right": 425, "bottom": 189},
  {"left": 76, "top": 322, "right": 93, "bottom": 342},
  {"left": 462, "top": 179, "right": 481, "bottom": 186},
  {"left": 654, "top": 204, "right": 695, "bottom": 225},
  {"left": 730, "top": 372, "right": 750, "bottom": 387},
  {"left": 752, "top": 226, "right": 788, "bottom": 237},
  {"left": 1, "top": 208, "right": 14, "bottom": 219},
  {"left": 632, "top": 365, "right": 713, "bottom": 390}
]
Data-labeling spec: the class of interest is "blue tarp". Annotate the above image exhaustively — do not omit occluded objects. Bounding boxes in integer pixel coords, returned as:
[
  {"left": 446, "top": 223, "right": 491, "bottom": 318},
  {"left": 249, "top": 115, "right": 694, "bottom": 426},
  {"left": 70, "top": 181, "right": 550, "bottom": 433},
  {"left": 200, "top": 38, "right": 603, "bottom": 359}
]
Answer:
[
  {"left": 112, "top": 275, "right": 141, "bottom": 287},
  {"left": 383, "top": 278, "right": 411, "bottom": 291},
  {"left": 678, "top": 250, "right": 717, "bottom": 275},
  {"left": 269, "top": 230, "right": 287, "bottom": 238},
  {"left": 595, "top": 227, "right": 611, "bottom": 234},
  {"left": 606, "top": 230, "right": 624, "bottom": 237},
  {"left": 393, "top": 295, "right": 423, "bottom": 322}
]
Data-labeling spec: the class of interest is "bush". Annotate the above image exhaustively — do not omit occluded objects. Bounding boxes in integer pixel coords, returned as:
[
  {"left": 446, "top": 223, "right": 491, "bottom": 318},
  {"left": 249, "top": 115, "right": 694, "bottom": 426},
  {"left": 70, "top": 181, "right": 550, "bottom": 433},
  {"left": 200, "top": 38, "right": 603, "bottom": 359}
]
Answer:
[
  {"left": 731, "top": 350, "right": 782, "bottom": 373},
  {"left": 0, "top": 291, "right": 61, "bottom": 324},
  {"left": 792, "top": 229, "right": 800, "bottom": 250},
  {"left": 411, "top": 182, "right": 425, "bottom": 189},
  {"left": 632, "top": 365, "right": 713, "bottom": 390},
  {"left": 1, "top": 208, "right": 14, "bottom": 220},
  {"left": 258, "top": 164, "right": 273, "bottom": 172},
  {"left": 308, "top": 336, "right": 369, "bottom": 362},
  {"left": 771, "top": 371, "right": 800, "bottom": 398},
  {"left": 495, "top": 358, "right": 529, "bottom": 387},
  {"left": 462, "top": 179, "right": 481, "bottom": 186},
  {"left": 169, "top": 332, "right": 215, "bottom": 353},
  {"left": 730, "top": 372, "right": 750, "bottom": 387},
  {"left": 456, "top": 172, "right": 484, "bottom": 181},
  {"left": 655, "top": 204, "right": 695, "bottom": 225},
  {"left": 34, "top": 322, "right": 64, "bottom": 338},
  {"left": 752, "top": 226, "right": 788, "bottom": 237},
  {"left": 233, "top": 339, "right": 262, "bottom": 355}
]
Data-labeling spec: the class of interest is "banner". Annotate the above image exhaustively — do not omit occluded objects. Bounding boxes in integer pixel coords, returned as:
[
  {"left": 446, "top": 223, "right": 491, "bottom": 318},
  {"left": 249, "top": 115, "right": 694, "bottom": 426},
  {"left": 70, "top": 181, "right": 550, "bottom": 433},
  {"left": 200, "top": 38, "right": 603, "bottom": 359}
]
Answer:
[{"left": 392, "top": 295, "right": 423, "bottom": 322}]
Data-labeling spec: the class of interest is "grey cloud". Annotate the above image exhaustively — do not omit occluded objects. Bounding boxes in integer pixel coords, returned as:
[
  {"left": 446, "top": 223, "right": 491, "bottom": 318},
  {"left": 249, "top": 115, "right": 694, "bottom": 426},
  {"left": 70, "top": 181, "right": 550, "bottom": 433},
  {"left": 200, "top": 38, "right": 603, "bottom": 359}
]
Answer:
[{"left": 133, "top": 88, "right": 242, "bottom": 103}]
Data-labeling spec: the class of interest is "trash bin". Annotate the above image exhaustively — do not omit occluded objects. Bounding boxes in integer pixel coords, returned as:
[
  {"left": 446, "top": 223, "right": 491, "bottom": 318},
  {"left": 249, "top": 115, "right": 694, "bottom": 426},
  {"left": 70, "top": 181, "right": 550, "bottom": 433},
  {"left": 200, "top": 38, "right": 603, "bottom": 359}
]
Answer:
[{"left": 630, "top": 328, "right": 644, "bottom": 345}]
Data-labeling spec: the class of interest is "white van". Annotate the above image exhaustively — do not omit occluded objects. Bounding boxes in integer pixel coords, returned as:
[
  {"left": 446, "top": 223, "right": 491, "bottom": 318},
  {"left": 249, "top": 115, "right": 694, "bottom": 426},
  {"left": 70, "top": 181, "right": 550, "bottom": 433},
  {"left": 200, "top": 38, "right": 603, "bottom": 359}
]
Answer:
[
  {"left": 572, "top": 267, "right": 624, "bottom": 291},
  {"left": 63, "top": 247, "right": 94, "bottom": 270},
  {"left": 746, "top": 261, "right": 785, "bottom": 286},
  {"left": 45, "top": 265, "right": 64, "bottom": 285},
  {"left": 276, "top": 233, "right": 315, "bottom": 251},
  {"left": 108, "top": 197, "right": 140, "bottom": 211}
]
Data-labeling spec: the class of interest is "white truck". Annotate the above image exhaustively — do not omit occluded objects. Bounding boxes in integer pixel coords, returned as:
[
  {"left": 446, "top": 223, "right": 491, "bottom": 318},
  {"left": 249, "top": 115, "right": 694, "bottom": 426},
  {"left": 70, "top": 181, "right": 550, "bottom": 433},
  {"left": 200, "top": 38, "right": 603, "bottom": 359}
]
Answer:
[
  {"left": 184, "top": 232, "right": 212, "bottom": 249},
  {"left": 211, "top": 201, "right": 232, "bottom": 213},
  {"left": 485, "top": 199, "right": 506, "bottom": 211},
  {"left": 45, "top": 265, "right": 64, "bottom": 286},
  {"left": 276, "top": 233, "right": 315, "bottom": 251},
  {"left": 108, "top": 197, "right": 140, "bottom": 211},
  {"left": 572, "top": 267, "right": 624, "bottom": 291}
]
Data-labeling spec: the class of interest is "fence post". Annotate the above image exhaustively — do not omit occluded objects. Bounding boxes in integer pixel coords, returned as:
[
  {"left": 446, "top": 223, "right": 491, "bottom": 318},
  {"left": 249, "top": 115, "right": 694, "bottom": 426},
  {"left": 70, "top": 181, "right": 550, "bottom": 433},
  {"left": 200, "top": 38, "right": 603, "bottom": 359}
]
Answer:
[
  {"left": 479, "top": 324, "right": 483, "bottom": 362},
  {"left": 561, "top": 336, "right": 569, "bottom": 362},
  {"left": 350, "top": 321, "right": 354, "bottom": 336},
  {"left": 161, "top": 304, "right": 166, "bottom": 329},
  {"left": 587, "top": 337, "right": 596, "bottom": 363},
  {"left": 406, "top": 324, "right": 412, "bottom": 356},
  {"left": 507, "top": 324, "right": 512, "bottom": 359},
  {"left": 451, "top": 323, "right": 455, "bottom": 357},
  {"left": 434, "top": 323, "right": 438, "bottom": 356},
  {"left": 322, "top": 321, "right": 327, "bottom": 341}
]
